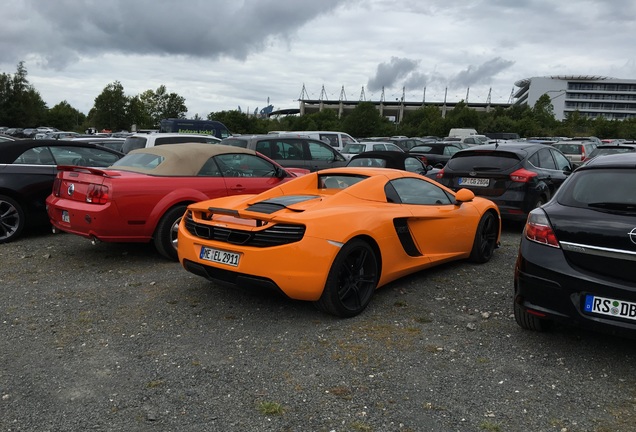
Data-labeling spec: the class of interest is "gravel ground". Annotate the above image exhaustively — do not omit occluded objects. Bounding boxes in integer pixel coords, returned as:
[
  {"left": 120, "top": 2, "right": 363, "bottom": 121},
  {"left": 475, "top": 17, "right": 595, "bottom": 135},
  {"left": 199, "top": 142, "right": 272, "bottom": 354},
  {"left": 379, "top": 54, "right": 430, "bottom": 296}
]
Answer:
[{"left": 1, "top": 223, "right": 636, "bottom": 432}]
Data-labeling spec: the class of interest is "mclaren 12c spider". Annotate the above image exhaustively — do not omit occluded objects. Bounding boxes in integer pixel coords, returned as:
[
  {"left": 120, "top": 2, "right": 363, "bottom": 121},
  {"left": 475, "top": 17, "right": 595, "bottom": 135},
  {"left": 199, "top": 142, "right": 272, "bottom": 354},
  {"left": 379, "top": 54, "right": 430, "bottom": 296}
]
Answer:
[{"left": 178, "top": 167, "right": 501, "bottom": 317}]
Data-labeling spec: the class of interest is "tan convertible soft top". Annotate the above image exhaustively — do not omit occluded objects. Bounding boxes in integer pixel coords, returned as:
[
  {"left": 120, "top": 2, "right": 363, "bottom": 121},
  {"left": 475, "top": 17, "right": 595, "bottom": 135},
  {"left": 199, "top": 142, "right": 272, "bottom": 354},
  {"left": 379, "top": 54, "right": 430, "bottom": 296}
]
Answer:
[{"left": 109, "top": 143, "right": 257, "bottom": 176}]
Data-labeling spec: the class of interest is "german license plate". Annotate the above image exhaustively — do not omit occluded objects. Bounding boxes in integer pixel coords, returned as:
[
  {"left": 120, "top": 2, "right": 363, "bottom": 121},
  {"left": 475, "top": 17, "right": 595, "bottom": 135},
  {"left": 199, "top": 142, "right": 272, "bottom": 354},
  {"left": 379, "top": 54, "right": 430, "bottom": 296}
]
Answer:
[
  {"left": 62, "top": 210, "right": 70, "bottom": 223},
  {"left": 200, "top": 246, "right": 240, "bottom": 267},
  {"left": 584, "top": 295, "right": 636, "bottom": 321},
  {"left": 459, "top": 177, "right": 489, "bottom": 187}
]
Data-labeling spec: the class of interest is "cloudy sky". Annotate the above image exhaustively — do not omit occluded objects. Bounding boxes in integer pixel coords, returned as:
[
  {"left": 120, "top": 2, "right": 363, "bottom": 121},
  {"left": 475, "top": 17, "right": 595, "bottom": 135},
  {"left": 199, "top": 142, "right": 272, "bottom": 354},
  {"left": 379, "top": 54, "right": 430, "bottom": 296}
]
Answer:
[{"left": 2, "top": 0, "right": 635, "bottom": 118}]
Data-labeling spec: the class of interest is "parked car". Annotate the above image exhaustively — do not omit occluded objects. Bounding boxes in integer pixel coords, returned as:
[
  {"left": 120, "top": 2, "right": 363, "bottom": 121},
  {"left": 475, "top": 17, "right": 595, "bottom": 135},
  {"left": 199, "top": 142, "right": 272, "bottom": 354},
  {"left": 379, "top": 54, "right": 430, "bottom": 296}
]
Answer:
[
  {"left": 71, "top": 137, "right": 126, "bottom": 152},
  {"left": 586, "top": 143, "right": 636, "bottom": 161},
  {"left": 46, "top": 144, "right": 308, "bottom": 260},
  {"left": 43, "top": 131, "right": 81, "bottom": 140},
  {"left": 408, "top": 142, "right": 469, "bottom": 167},
  {"left": 121, "top": 133, "right": 221, "bottom": 153},
  {"left": 346, "top": 150, "right": 440, "bottom": 180},
  {"left": 220, "top": 134, "right": 347, "bottom": 172},
  {"left": 178, "top": 167, "right": 500, "bottom": 317},
  {"left": 340, "top": 141, "right": 403, "bottom": 160},
  {"left": 0, "top": 139, "right": 125, "bottom": 243},
  {"left": 0, "top": 133, "right": 18, "bottom": 142},
  {"left": 436, "top": 142, "right": 573, "bottom": 221},
  {"left": 385, "top": 137, "right": 422, "bottom": 152},
  {"left": 283, "top": 131, "right": 358, "bottom": 152},
  {"left": 552, "top": 140, "right": 598, "bottom": 167},
  {"left": 513, "top": 152, "right": 636, "bottom": 338}
]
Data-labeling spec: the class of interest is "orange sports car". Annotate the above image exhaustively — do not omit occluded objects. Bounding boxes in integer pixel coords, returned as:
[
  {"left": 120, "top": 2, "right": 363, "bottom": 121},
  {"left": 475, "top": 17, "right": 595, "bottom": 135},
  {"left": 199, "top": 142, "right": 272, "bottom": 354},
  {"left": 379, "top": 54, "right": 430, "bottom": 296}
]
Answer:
[{"left": 178, "top": 167, "right": 501, "bottom": 317}]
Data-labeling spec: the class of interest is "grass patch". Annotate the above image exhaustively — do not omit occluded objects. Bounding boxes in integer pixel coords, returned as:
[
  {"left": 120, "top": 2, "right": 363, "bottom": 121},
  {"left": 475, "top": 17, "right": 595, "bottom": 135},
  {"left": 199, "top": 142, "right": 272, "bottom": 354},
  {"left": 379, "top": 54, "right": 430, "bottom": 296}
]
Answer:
[
  {"left": 479, "top": 421, "right": 502, "bottom": 431},
  {"left": 258, "top": 401, "right": 285, "bottom": 415}
]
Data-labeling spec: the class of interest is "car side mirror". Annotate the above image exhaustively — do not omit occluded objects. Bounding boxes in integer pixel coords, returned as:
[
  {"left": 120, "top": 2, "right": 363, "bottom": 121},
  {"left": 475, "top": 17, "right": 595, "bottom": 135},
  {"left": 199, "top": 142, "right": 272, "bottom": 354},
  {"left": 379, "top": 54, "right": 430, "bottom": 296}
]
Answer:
[{"left": 454, "top": 188, "right": 475, "bottom": 204}]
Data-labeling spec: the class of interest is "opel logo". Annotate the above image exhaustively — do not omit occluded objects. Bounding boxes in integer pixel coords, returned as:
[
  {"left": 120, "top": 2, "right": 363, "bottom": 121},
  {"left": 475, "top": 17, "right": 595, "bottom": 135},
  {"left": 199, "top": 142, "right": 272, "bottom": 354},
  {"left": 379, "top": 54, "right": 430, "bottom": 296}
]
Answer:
[
  {"left": 629, "top": 228, "right": 636, "bottom": 245},
  {"left": 469, "top": 171, "right": 477, "bottom": 177},
  {"left": 67, "top": 183, "right": 74, "bottom": 196}
]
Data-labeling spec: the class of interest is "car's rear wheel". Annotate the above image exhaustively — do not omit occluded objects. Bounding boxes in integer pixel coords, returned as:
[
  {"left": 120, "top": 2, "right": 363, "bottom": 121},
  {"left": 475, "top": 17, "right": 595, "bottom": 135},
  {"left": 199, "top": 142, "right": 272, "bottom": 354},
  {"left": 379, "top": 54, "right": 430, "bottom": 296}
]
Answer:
[
  {"left": 315, "top": 239, "right": 379, "bottom": 318},
  {"left": 154, "top": 205, "right": 188, "bottom": 261},
  {"left": 0, "top": 195, "right": 25, "bottom": 244},
  {"left": 469, "top": 211, "right": 498, "bottom": 263},
  {"left": 513, "top": 301, "right": 551, "bottom": 332}
]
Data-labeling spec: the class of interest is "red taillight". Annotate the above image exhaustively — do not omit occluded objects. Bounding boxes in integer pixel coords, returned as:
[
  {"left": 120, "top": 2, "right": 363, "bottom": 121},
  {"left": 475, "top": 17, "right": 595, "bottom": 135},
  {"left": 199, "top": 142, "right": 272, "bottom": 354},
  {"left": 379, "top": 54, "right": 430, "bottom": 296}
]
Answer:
[
  {"left": 435, "top": 168, "right": 444, "bottom": 179},
  {"left": 52, "top": 177, "right": 61, "bottom": 197},
  {"left": 581, "top": 146, "right": 587, "bottom": 161},
  {"left": 86, "top": 184, "right": 109, "bottom": 204},
  {"left": 510, "top": 168, "right": 538, "bottom": 183},
  {"left": 524, "top": 209, "right": 559, "bottom": 248}
]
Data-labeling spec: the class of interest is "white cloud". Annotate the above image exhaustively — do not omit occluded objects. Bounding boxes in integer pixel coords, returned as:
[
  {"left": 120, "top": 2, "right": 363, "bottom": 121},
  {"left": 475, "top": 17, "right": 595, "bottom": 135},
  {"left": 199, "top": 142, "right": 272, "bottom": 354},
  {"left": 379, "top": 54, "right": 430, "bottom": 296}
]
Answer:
[{"left": 1, "top": 0, "right": 635, "bottom": 117}]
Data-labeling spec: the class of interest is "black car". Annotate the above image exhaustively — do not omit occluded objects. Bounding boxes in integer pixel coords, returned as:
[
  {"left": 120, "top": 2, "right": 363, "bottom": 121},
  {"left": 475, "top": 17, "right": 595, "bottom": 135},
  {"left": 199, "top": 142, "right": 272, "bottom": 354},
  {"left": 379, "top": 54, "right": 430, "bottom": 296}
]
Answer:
[
  {"left": 408, "top": 142, "right": 468, "bottom": 167},
  {"left": 220, "top": 134, "right": 346, "bottom": 172},
  {"left": 437, "top": 142, "right": 572, "bottom": 220},
  {"left": 346, "top": 150, "right": 439, "bottom": 179},
  {"left": 586, "top": 143, "right": 636, "bottom": 161},
  {"left": 0, "top": 139, "right": 125, "bottom": 243},
  {"left": 513, "top": 152, "right": 636, "bottom": 338}
]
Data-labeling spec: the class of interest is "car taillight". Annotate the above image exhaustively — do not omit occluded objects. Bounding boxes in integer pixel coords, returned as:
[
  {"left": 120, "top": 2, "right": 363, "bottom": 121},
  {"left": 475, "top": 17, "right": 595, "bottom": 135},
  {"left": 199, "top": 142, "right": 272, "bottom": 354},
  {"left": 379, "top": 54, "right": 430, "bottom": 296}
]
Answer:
[
  {"left": 524, "top": 209, "right": 559, "bottom": 248},
  {"left": 52, "top": 177, "right": 61, "bottom": 197},
  {"left": 435, "top": 168, "right": 444, "bottom": 179},
  {"left": 510, "top": 168, "right": 538, "bottom": 183},
  {"left": 86, "top": 184, "right": 109, "bottom": 204},
  {"left": 581, "top": 146, "right": 587, "bottom": 161}
]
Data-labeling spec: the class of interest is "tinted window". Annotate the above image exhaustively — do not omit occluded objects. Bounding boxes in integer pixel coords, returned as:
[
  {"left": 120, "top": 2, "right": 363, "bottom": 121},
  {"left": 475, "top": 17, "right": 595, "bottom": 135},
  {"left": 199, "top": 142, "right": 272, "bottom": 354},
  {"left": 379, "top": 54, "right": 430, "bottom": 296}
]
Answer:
[
  {"left": 446, "top": 151, "right": 522, "bottom": 171},
  {"left": 551, "top": 149, "right": 571, "bottom": 170},
  {"left": 220, "top": 138, "right": 249, "bottom": 148},
  {"left": 214, "top": 153, "right": 278, "bottom": 177},
  {"left": 154, "top": 136, "right": 217, "bottom": 145},
  {"left": 319, "top": 134, "right": 338, "bottom": 147},
  {"left": 533, "top": 148, "right": 557, "bottom": 170},
  {"left": 49, "top": 146, "right": 121, "bottom": 167},
  {"left": 308, "top": 141, "right": 336, "bottom": 161},
  {"left": 557, "top": 169, "right": 636, "bottom": 208},
  {"left": 553, "top": 143, "right": 581, "bottom": 155},
  {"left": 404, "top": 157, "right": 426, "bottom": 173},
  {"left": 347, "top": 157, "right": 387, "bottom": 167},
  {"left": 122, "top": 136, "right": 147, "bottom": 153},
  {"left": 388, "top": 177, "right": 453, "bottom": 205}
]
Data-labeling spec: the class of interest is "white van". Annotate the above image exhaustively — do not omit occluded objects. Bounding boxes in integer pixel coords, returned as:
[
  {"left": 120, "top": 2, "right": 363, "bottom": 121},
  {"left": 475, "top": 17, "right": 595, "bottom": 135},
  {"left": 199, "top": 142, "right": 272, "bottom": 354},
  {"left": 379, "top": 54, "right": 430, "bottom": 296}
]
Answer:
[
  {"left": 285, "top": 131, "right": 358, "bottom": 152},
  {"left": 122, "top": 133, "right": 221, "bottom": 154},
  {"left": 448, "top": 128, "right": 478, "bottom": 138}
]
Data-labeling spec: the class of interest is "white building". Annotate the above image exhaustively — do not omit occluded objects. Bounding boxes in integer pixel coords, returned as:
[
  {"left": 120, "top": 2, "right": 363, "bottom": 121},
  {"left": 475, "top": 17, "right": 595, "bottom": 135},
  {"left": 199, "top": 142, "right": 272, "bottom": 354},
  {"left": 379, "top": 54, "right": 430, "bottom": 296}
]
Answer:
[{"left": 513, "top": 75, "right": 636, "bottom": 121}]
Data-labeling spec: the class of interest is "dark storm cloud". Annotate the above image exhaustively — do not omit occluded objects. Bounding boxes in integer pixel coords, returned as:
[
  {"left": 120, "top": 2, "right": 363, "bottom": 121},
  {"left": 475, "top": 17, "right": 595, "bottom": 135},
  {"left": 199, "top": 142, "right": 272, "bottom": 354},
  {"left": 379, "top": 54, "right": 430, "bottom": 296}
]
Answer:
[
  {"left": 0, "top": 0, "right": 348, "bottom": 70},
  {"left": 448, "top": 58, "right": 515, "bottom": 88},
  {"left": 367, "top": 57, "right": 422, "bottom": 91}
]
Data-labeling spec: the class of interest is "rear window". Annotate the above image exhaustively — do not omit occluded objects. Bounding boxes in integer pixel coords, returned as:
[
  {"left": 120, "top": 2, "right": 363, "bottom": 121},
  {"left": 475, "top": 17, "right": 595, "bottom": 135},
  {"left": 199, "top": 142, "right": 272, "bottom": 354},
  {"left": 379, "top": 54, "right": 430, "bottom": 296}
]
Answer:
[
  {"left": 553, "top": 143, "right": 582, "bottom": 155},
  {"left": 220, "top": 138, "right": 249, "bottom": 148},
  {"left": 557, "top": 169, "right": 636, "bottom": 208},
  {"left": 348, "top": 157, "right": 388, "bottom": 167},
  {"left": 154, "top": 136, "right": 217, "bottom": 145},
  {"left": 445, "top": 151, "right": 522, "bottom": 171},
  {"left": 122, "top": 136, "right": 147, "bottom": 153},
  {"left": 112, "top": 153, "right": 165, "bottom": 169},
  {"left": 343, "top": 144, "right": 366, "bottom": 153}
]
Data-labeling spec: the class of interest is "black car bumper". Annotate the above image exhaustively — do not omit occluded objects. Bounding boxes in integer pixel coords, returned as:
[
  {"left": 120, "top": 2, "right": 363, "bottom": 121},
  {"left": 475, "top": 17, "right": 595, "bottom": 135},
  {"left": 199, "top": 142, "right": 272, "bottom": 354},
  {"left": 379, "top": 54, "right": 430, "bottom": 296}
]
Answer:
[{"left": 514, "top": 238, "right": 636, "bottom": 337}]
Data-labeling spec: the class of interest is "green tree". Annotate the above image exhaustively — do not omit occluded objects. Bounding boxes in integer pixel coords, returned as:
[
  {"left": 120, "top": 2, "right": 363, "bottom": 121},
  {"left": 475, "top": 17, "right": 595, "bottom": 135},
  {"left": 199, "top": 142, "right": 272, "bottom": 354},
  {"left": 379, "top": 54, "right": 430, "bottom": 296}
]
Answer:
[
  {"left": 0, "top": 62, "right": 48, "bottom": 127},
  {"left": 139, "top": 85, "right": 187, "bottom": 127},
  {"left": 47, "top": 101, "right": 85, "bottom": 131},
  {"left": 342, "top": 102, "right": 393, "bottom": 138},
  {"left": 90, "top": 81, "right": 130, "bottom": 131}
]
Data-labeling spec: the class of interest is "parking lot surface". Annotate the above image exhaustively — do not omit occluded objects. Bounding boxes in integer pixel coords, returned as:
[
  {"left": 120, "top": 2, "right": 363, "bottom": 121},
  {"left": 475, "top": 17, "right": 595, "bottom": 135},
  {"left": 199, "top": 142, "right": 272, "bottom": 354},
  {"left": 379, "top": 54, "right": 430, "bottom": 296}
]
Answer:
[{"left": 2, "top": 224, "right": 635, "bottom": 431}]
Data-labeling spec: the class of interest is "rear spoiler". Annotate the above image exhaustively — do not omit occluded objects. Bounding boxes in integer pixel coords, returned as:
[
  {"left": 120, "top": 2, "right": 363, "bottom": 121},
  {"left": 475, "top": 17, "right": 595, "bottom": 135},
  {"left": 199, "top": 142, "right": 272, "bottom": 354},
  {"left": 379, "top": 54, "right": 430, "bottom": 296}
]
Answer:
[{"left": 56, "top": 165, "right": 123, "bottom": 177}]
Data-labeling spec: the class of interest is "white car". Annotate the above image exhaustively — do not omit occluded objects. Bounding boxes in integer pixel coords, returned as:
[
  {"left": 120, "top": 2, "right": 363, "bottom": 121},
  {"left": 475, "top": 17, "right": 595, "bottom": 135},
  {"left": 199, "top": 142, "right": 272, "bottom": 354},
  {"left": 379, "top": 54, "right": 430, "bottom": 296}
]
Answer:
[
  {"left": 121, "top": 133, "right": 221, "bottom": 154},
  {"left": 340, "top": 141, "right": 404, "bottom": 160}
]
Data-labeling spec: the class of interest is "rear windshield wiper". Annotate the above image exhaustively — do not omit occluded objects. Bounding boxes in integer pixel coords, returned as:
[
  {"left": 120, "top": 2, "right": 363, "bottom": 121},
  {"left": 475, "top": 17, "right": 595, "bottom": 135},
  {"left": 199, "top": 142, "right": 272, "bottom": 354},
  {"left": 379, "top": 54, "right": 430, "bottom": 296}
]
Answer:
[{"left": 588, "top": 202, "right": 636, "bottom": 212}]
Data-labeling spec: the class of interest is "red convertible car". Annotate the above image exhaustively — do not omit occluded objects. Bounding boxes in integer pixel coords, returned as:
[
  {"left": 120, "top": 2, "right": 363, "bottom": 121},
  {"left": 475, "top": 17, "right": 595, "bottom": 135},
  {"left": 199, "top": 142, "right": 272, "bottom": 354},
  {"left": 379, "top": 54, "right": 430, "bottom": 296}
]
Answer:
[{"left": 46, "top": 143, "right": 309, "bottom": 260}]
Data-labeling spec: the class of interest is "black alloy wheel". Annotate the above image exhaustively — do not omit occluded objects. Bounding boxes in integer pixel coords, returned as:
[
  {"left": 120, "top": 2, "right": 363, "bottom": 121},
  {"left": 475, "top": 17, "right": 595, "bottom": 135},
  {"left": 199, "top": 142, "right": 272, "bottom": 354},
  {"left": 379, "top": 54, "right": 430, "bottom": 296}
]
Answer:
[
  {"left": 315, "top": 239, "right": 379, "bottom": 318},
  {"left": 469, "top": 212, "right": 499, "bottom": 263}
]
